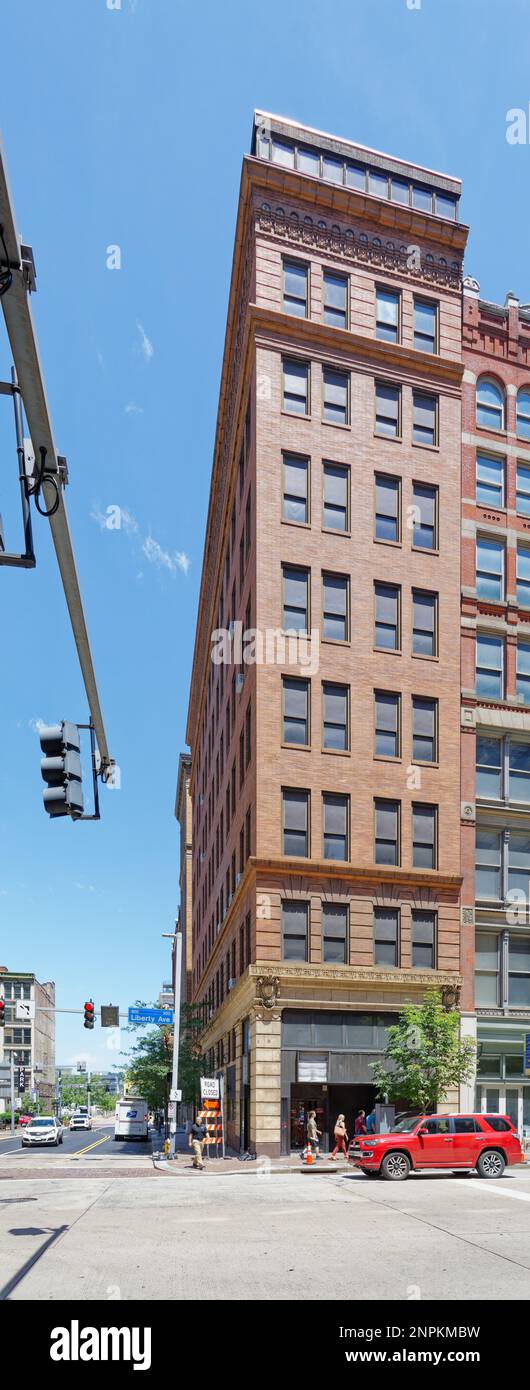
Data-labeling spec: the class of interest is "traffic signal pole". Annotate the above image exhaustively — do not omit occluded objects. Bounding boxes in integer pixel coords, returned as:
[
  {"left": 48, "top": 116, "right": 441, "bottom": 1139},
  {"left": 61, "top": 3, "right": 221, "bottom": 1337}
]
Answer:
[
  {"left": 9, "top": 1054, "right": 14, "bottom": 1136},
  {"left": 169, "top": 931, "right": 182, "bottom": 1160},
  {"left": 0, "top": 132, "right": 114, "bottom": 781}
]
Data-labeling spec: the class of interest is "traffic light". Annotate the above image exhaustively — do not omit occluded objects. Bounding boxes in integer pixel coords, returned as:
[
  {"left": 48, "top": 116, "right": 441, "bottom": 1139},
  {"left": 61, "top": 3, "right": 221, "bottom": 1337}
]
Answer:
[
  {"left": 84, "top": 1000, "right": 95, "bottom": 1030},
  {"left": 39, "top": 721, "right": 84, "bottom": 819},
  {"left": 17, "top": 1067, "right": 26, "bottom": 1096},
  {"left": 0, "top": 999, "right": 4, "bottom": 1028}
]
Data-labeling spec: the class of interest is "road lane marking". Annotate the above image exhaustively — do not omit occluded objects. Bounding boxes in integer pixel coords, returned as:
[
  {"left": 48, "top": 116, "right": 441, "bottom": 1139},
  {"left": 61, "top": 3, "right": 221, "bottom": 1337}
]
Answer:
[
  {"left": 70, "top": 1135, "right": 110, "bottom": 1159},
  {"left": 465, "top": 1179, "right": 530, "bottom": 1204}
]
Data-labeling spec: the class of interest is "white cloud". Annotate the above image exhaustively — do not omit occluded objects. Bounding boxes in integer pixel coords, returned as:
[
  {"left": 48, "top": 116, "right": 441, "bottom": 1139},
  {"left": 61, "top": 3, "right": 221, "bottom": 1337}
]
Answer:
[
  {"left": 75, "top": 882, "right": 96, "bottom": 893},
  {"left": 136, "top": 321, "right": 153, "bottom": 361},
  {"left": 125, "top": 402, "right": 143, "bottom": 415},
  {"left": 142, "top": 536, "right": 190, "bottom": 576}
]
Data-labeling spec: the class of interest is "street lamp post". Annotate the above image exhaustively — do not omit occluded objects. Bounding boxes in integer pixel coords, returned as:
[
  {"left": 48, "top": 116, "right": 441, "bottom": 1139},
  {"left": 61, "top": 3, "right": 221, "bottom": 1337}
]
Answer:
[{"left": 162, "top": 928, "right": 182, "bottom": 1159}]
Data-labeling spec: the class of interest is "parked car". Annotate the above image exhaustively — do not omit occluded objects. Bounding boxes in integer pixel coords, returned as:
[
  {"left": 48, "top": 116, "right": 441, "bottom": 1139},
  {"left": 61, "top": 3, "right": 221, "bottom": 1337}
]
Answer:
[
  {"left": 21, "top": 1116, "right": 64, "bottom": 1147},
  {"left": 348, "top": 1112, "right": 525, "bottom": 1181},
  {"left": 69, "top": 1112, "right": 92, "bottom": 1131},
  {"left": 17, "top": 1114, "right": 32, "bottom": 1127}
]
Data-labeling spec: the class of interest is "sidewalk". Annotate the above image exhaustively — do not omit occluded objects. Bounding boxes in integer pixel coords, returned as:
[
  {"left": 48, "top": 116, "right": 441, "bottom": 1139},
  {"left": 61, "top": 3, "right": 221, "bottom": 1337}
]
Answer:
[{"left": 152, "top": 1150, "right": 348, "bottom": 1176}]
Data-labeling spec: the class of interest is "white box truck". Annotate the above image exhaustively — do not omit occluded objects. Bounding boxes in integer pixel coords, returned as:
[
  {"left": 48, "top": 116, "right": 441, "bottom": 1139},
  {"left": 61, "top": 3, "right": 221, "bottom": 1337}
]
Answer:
[{"left": 114, "top": 1096, "right": 149, "bottom": 1142}]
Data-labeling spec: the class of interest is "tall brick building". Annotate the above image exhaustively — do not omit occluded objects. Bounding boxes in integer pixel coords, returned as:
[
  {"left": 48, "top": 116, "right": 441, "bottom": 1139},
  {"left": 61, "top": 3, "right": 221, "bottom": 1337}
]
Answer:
[
  {"left": 461, "top": 281, "right": 530, "bottom": 1132},
  {"left": 183, "top": 113, "right": 470, "bottom": 1156}
]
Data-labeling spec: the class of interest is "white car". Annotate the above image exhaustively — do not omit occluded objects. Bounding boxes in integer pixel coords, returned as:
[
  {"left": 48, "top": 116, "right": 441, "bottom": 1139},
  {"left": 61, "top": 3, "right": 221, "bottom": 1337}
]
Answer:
[
  {"left": 22, "top": 1116, "right": 64, "bottom": 1147},
  {"left": 69, "top": 1112, "right": 92, "bottom": 1131}
]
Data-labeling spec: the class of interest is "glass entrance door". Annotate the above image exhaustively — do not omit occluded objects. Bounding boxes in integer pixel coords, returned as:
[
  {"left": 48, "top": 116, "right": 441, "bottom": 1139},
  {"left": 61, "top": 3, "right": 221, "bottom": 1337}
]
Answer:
[{"left": 506, "top": 1089, "right": 520, "bottom": 1129}]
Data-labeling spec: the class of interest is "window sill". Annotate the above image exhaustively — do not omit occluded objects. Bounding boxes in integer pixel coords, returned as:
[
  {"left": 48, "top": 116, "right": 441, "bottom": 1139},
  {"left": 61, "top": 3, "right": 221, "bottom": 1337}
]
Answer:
[
  {"left": 411, "top": 545, "right": 439, "bottom": 556},
  {"left": 281, "top": 742, "right": 311, "bottom": 753},
  {"left": 374, "top": 431, "right": 402, "bottom": 444},
  {"left": 281, "top": 409, "right": 311, "bottom": 423},
  {"left": 321, "top": 637, "right": 351, "bottom": 648},
  {"left": 373, "top": 646, "right": 402, "bottom": 656},
  {"left": 411, "top": 652, "right": 439, "bottom": 662},
  {"left": 412, "top": 440, "right": 440, "bottom": 453},
  {"left": 321, "top": 747, "right": 351, "bottom": 757},
  {"left": 322, "top": 526, "right": 351, "bottom": 538},
  {"left": 322, "top": 419, "right": 351, "bottom": 431},
  {"left": 374, "top": 537, "right": 402, "bottom": 548},
  {"left": 281, "top": 517, "right": 311, "bottom": 530}
]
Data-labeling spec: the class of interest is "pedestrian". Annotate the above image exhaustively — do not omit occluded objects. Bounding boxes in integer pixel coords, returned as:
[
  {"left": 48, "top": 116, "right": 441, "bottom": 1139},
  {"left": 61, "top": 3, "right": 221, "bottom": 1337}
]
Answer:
[
  {"left": 366, "top": 1108, "right": 376, "bottom": 1134},
  {"left": 306, "top": 1109, "right": 322, "bottom": 1158},
  {"left": 329, "top": 1113, "right": 349, "bottom": 1159},
  {"left": 189, "top": 1113, "right": 208, "bottom": 1169},
  {"left": 354, "top": 1109, "right": 367, "bottom": 1136}
]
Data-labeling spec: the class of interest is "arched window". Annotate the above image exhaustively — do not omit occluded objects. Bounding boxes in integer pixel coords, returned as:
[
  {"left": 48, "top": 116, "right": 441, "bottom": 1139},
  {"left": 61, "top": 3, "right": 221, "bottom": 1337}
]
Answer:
[
  {"left": 477, "top": 378, "right": 505, "bottom": 431},
  {"left": 517, "top": 388, "right": 530, "bottom": 440}
]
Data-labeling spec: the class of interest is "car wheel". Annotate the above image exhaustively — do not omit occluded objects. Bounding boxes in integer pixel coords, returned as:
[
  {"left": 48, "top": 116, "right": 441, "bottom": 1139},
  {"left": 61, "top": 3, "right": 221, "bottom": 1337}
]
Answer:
[
  {"left": 381, "top": 1151, "right": 411, "bottom": 1181},
  {"left": 477, "top": 1149, "right": 505, "bottom": 1179}
]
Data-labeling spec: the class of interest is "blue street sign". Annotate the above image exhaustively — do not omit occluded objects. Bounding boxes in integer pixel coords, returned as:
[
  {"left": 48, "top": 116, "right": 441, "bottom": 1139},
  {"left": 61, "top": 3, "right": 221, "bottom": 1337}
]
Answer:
[
  {"left": 525, "top": 1033, "right": 530, "bottom": 1075},
  {"left": 128, "top": 1007, "right": 174, "bottom": 1026}
]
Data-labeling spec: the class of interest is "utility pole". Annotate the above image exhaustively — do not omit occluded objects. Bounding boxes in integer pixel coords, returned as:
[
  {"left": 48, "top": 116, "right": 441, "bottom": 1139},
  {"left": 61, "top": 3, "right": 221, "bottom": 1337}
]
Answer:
[
  {"left": 162, "top": 928, "right": 182, "bottom": 1159},
  {"left": 9, "top": 1054, "right": 14, "bottom": 1136}
]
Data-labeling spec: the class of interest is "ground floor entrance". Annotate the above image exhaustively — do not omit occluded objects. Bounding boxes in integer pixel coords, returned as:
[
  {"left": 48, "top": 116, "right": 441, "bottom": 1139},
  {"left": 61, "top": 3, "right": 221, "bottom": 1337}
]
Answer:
[{"left": 287, "top": 1083, "right": 377, "bottom": 1154}]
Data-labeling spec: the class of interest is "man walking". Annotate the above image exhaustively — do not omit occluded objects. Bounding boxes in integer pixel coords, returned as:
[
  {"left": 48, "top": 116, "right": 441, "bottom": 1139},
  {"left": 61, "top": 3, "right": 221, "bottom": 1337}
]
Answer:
[{"left": 189, "top": 1113, "right": 208, "bottom": 1170}]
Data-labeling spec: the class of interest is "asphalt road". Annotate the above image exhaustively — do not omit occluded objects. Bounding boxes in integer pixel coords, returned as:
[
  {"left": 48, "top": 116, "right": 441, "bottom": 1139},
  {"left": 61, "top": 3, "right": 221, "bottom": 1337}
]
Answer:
[
  {"left": 0, "top": 1119, "right": 157, "bottom": 1162},
  {"left": 3, "top": 1160, "right": 530, "bottom": 1300}
]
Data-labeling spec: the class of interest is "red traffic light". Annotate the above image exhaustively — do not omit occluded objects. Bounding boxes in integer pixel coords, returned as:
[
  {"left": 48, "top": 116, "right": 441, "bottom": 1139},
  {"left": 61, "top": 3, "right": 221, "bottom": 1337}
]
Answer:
[{"left": 83, "top": 1000, "right": 95, "bottom": 1029}]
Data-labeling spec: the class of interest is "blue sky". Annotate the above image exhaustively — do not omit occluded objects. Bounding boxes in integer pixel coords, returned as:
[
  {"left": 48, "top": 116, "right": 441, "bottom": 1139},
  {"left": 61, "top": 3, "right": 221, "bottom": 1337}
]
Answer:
[{"left": 1, "top": 0, "right": 529, "bottom": 1071}]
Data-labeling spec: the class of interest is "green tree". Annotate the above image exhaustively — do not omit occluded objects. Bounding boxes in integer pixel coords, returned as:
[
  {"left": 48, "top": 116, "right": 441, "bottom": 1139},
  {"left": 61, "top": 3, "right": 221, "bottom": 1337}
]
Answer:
[
  {"left": 125, "top": 1026, "right": 172, "bottom": 1111},
  {"left": 371, "top": 990, "right": 476, "bottom": 1113},
  {"left": 178, "top": 1003, "right": 207, "bottom": 1104}
]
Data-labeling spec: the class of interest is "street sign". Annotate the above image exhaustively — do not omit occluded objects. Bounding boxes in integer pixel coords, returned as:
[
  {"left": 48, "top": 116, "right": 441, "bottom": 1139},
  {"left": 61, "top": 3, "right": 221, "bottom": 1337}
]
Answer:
[
  {"left": 200, "top": 1077, "right": 220, "bottom": 1100},
  {"left": 525, "top": 1033, "right": 530, "bottom": 1076},
  {"left": 15, "top": 999, "right": 35, "bottom": 1021},
  {"left": 168, "top": 1102, "right": 176, "bottom": 1120},
  {"left": 128, "top": 1007, "right": 174, "bottom": 1026},
  {"left": 101, "top": 1005, "right": 120, "bottom": 1028},
  {"left": 169, "top": 1088, "right": 182, "bottom": 1103}
]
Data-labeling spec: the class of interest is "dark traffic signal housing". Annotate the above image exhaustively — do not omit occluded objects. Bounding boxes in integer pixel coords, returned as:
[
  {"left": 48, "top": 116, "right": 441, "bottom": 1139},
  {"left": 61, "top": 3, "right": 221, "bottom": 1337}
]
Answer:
[
  {"left": 84, "top": 1000, "right": 95, "bottom": 1030},
  {"left": 0, "top": 999, "right": 4, "bottom": 1027},
  {"left": 40, "top": 721, "right": 84, "bottom": 819}
]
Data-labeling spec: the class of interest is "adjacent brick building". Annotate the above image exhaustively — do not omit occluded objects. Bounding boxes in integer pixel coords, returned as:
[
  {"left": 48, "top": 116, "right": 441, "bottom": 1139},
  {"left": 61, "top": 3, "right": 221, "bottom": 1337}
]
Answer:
[
  {"left": 183, "top": 113, "right": 470, "bottom": 1157},
  {"left": 461, "top": 281, "right": 530, "bottom": 1132}
]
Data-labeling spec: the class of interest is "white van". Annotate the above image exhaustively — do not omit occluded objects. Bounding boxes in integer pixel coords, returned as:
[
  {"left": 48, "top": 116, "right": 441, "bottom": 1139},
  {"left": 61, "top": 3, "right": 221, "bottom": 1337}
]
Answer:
[{"left": 114, "top": 1096, "right": 149, "bottom": 1142}]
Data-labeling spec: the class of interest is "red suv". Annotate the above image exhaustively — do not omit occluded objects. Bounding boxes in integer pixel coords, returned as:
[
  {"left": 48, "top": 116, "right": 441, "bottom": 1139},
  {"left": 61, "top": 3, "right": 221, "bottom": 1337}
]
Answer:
[{"left": 348, "top": 1113, "right": 524, "bottom": 1181}]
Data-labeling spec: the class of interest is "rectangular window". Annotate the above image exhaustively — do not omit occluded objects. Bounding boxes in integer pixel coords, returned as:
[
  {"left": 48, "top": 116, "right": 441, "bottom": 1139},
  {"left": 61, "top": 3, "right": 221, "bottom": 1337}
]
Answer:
[
  {"left": 508, "top": 936, "right": 530, "bottom": 1006},
  {"left": 508, "top": 832, "right": 530, "bottom": 896},
  {"left": 477, "top": 538, "right": 504, "bottom": 602},
  {"left": 323, "top": 462, "right": 349, "bottom": 531},
  {"left": 375, "top": 474, "right": 400, "bottom": 542},
  {"left": 413, "top": 298, "right": 437, "bottom": 353},
  {"left": 412, "top": 590, "right": 437, "bottom": 656},
  {"left": 412, "top": 483, "right": 437, "bottom": 549},
  {"left": 477, "top": 454, "right": 504, "bottom": 508},
  {"left": 374, "top": 691, "right": 400, "bottom": 758},
  {"left": 510, "top": 741, "right": 530, "bottom": 801},
  {"left": 412, "top": 184, "right": 433, "bottom": 213},
  {"left": 412, "top": 696, "right": 437, "bottom": 762},
  {"left": 375, "top": 582, "right": 400, "bottom": 650},
  {"left": 475, "top": 932, "right": 500, "bottom": 1006},
  {"left": 322, "top": 572, "right": 349, "bottom": 641},
  {"left": 391, "top": 177, "right": 409, "bottom": 204},
  {"left": 282, "top": 789, "right": 309, "bottom": 857},
  {"left": 435, "top": 192, "right": 457, "bottom": 220},
  {"left": 412, "top": 911, "right": 436, "bottom": 968},
  {"left": 412, "top": 803, "right": 437, "bottom": 869},
  {"left": 475, "top": 830, "right": 502, "bottom": 899},
  {"left": 282, "top": 901, "right": 308, "bottom": 962},
  {"left": 375, "top": 288, "right": 400, "bottom": 343},
  {"left": 374, "top": 908, "right": 399, "bottom": 967},
  {"left": 516, "top": 463, "right": 530, "bottom": 516},
  {"left": 476, "top": 736, "right": 502, "bottom": 798},
  {"left": 323, "top": 154, "right": 344, "bottom": 184},
  {"left": 323, "top": 271, "right": 348, "bottom": 329},
  {"left": 517, "top": 546, "right": 530, "bottom": 607},
  {"left": 322, "top": 903, "right": 348, "bottom": 964},
  {"left": 272, "top": 138, "right": 295, "bottom": 168},
  {"left": 282, "top": 677, "right": 309, "bottom": 746},
  {"left": 477, "top": 635, "right": 504, "bottom": 699},
  {"left": 283, "top": 259, "right": 308, "bottom": 317},
  {"left": 369, "top": 170, "right": 389, "bottom": 198},
  {"left": 375, "top": 381, "right": 400, "bottom": 437},
  {"left": 298, "top": 147, "right": 320, "bottom": 176},
  {"left": 283, "top": 565, "right": 309, "bottom": 633},
  {"left": 283, "top": 359, "right": 309, "bottom": 415},
  {"left": 322, "top": 683, "right": 349, "bottom": 751},
  {"left": 517, "top": 639, "right": 530, "bottom": 704},
  {"left": 323, "top": 793, "right": 349, "bottom": 860},
  {"left": 282, "top": 453, "right": 309, "bottom": 524},
  {"left": 323, "top": 367, "right": 349, "bottom": 425},
  {"left": 374, "top": 799, "right": 400, "bottom": 866},
  {"left": 413, "top": 391, "right": 437, "bottom": 446},
  {"left": 346, "top": 162, "right": 366, "bottom": 190}
]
